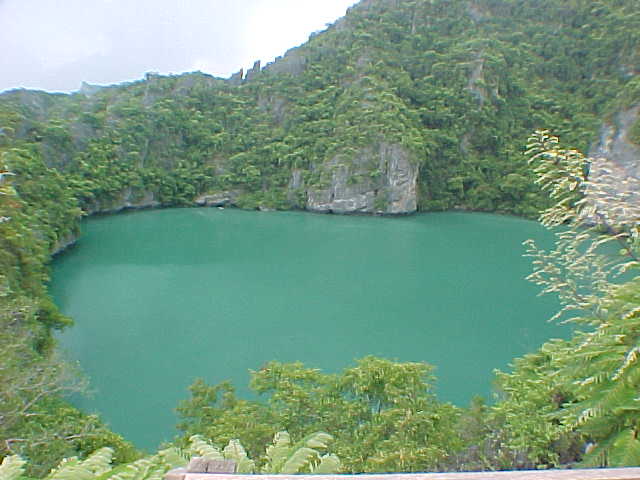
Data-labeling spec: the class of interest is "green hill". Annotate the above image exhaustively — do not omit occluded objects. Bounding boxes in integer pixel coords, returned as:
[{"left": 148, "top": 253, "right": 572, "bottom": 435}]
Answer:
[{"left": 1, "top": 0, "right": 640, "bottom": 475}]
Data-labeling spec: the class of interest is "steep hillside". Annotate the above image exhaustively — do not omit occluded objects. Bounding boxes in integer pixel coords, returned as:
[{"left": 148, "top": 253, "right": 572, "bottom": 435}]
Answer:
[
  {"left": 1, "top": 0, "right": 640, "bottom": 473},
  {"left": 1, "top": 0, "right": 639, "bottom": 222}
]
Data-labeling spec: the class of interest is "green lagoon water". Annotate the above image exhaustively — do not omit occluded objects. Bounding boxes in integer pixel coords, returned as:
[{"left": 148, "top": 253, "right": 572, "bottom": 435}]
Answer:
[{"left": 51, "top": 208, "right": 566, "bottom": 451}]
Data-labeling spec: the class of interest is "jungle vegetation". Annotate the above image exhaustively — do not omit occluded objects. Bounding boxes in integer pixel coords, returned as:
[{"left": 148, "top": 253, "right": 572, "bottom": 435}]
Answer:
[{"left": 1, "top": 0, "right": 640, "bottom": 477}]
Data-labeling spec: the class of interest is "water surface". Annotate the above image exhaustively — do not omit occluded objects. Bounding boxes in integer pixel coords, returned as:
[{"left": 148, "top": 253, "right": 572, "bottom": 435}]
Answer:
[{"left": 51, "top": 209, "right": 565, "bottom": 450}]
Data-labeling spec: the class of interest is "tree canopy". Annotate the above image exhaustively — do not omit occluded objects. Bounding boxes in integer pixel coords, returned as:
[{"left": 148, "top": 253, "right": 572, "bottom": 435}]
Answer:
[{"left": 1, "top": 0, "right": 640, "bottom": 475}]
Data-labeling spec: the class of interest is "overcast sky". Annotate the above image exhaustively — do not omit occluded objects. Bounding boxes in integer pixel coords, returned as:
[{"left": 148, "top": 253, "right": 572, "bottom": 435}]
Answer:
[{"left": 0, "top": 0, "right": 358, "bottom": 93}]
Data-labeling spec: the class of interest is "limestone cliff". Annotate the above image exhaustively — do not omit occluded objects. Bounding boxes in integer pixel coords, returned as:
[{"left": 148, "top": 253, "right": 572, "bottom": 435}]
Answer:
[
  {"left": 194, "top": 144, "right": 417, "bottom": 215},
  {"left": 306, "top": 143, "right": 417, "bottom": 214},
  {"left": 582, "top": 105, "right": 640, "bottom": 217},
  {"left": 590, "top": 105, "right": 640, "bottom": 178},
  {"left": 85, "top": 188, "right": 160, "bottom": 215},
  {"left": 3, "top": 0, "right": 640, "bottom": 220}
]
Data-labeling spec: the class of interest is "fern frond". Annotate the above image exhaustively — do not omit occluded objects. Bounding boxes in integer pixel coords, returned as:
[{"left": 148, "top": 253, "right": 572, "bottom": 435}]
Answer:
[
  {"left": 303, "top": 432, "right": 333, "bottom": 450},
  {"left": 263, "top": 431, "right": 292, "bottom": 473},
  {"left": 46, "top": 457, "right": 89, "bottom": 480},
  {"left": 612, "top": 347, "right": 640, "bottom": 381},
  {"left": 280, "top": 447, "right": 318, "bottom": 474},
  {"left": 156, "top": 447, "right": 188, "bottom": 470},
  {"left": 607, "top": 429, "right": 640, "bottom": 467},
  {"left": 80, "top": 447, "right": 114, "bottom": 476},
  {"left": 107, "top": 457, "right": 162, "bottom": 480},
  {"left": 575, "top": 407, "right": 603, "bottom": 426},
  {"left": 223, "top": 439, "right": 255, "bottom": 473},
  {"left": 0, "top": 455, "right": 26, "bottom": 480},
  {"left": 311, "top": 454, "right": 341, "bottom": 474},
  {"left": 188, "top": 435, "right": 223, "bottom": 460}
]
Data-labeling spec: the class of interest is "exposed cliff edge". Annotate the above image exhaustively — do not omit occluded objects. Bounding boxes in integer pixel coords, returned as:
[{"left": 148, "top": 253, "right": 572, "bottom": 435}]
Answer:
[
  {"left": 2, "top": 0, "right": 640, "bottom": 226},
  {"left": 84, "top": 188, "right": 160, "bottom": 215},
  {"left": 307, "top": 143, "right": 417, "bottom": 214},
  {"left": 52, "top": 232, "right": 79, "bottom": 256},
  {"left": 194, "top": 144, "right": 417, "bottom": 215},
  {"left": 52, "top": 189, "right": 161, "bottom": 255},
  {"left": 590, "top": 105, "right": 640, "bottom": 178},
  {"left": 587, "top": 105, "right": 640, "bottom": 207}
]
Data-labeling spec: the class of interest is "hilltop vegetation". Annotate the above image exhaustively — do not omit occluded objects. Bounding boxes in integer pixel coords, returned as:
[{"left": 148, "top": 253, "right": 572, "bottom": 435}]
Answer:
[
  {"left": 1, "top": 0, "right": 640, "bottom": 476},
  {"left": 2, "top": 0, "right": 639, "bottom": 218}
]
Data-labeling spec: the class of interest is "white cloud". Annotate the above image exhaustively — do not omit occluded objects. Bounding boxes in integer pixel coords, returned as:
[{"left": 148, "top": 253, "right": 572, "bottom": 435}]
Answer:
[
  {"left": 242, "top": 0, "right": 356, "bottom": 69},
  {"left": 0, "top": 0, "right": 358, "bottom": 93}
]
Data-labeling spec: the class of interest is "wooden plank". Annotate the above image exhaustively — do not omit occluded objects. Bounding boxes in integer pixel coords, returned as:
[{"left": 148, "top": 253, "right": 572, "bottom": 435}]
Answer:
[
  {"left": 187, "top": 458, "right": 237, "bottom": 473},
  {"left": 166, "top": 469, "right": 640, "bottom": 480}
]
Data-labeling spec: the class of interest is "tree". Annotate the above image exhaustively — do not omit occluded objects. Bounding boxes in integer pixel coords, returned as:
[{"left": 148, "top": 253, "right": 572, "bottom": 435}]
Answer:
[
  {"left": 177, "top": 357, "right": 463, "bottom": 473},
  {"left": 490, "top": 131, "right": 640, "bottom": 468},
  {"left": 0, "top": 282, "right": 137, "bottom": 477}
]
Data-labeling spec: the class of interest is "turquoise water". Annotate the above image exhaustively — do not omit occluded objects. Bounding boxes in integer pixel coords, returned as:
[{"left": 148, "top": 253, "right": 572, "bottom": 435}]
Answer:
[{"left": 51, "top": 209, "right": 565, "bottom": 451}]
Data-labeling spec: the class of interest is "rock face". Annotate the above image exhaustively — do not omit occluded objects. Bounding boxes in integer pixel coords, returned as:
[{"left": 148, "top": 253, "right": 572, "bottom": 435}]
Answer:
[
  {"left": 264, "top": 47, "right": 307, "bottom": 77},
  {"left": 306, "top": 143, "right": 417, "bottom": 214},
  {"left": 590, "top": 104, "right": 640, "bottom": 177},
  {"left": 586, "top": 105, "right": 640, "bottom": 216},
  {"left": 467, "top": 58, "right": 487, "bottom": 106},
  {"left": 228, "top": 69, "right": 244, "bottom": 86},
  {"left": 194, "top": 190, "right": 240, "bottom": 207},
  {"left": 244, "top": 60, "right": 261, "bottom": 82},
  {"left": 52, "top": 189, "right": 159, "bottom": 255},
  {"left": 85, "top": 188, "right": 160, "bottom": 215},
  {"left": 583, "top": 160, "right": 640, "bottom": 227},
  {"left": 52, "top": 232, "right": 79, "bottom": 256},
  {"left": 79, "top": 81, "right": 104, "bottom": 97}
]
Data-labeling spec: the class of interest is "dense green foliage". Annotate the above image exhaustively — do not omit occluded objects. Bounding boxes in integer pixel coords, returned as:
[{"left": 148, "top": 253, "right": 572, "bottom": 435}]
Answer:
[
  {"left": 0, "top": 285, "right": 138, "bottom": 476},
  {"left": 488, "top": 131, "right": 640, "bottom": 468},
  {"left": 2, "top": 0, "right": 639, "bottom": 217},
  {"left": 1, "top": 0, "right": 640, "bottom": 475},
  {"left": 0, "top": 432, "right": 339, "bottom": 480},
  {"left": 188, "top": 431, "right": 341, "bottom": 474},
  {"left": 177, "top": 357, "right": 463, "bottom": 473}
]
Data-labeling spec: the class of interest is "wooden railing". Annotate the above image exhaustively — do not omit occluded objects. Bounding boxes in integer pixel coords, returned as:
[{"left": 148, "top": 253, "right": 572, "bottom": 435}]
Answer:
[{"left": 166, "top": 468, "right": 640, "bottom": 480}]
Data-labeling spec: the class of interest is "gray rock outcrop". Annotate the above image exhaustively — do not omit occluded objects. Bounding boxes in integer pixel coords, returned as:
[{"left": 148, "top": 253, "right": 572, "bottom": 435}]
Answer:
[
  {"left": 590, "top": 104, "right": 640, "bottom": 177},
  {"left": 244, "top": 60, "right": 261, "bottom": 82},
  {"left": 229, "top": 69, "right": 244, "bottom": 86},
  {"left": 194, "top": 190, "right": 240, "bottom": 207},
  {"left": 85, "top": 188, "right": 160, "bottom": 215},
  {"left": 586, "top": 104, "right": 640, "bottom": 219},
  {"left": 306, "top": 143, "right": 417, "bottom": 214},
  {"left": 287, "top": 169, "right": 306, "bottom": 207},
  {"left": 79, "top": 81, "right": 104, "bottom": 97},
  {"left": 264, "top": 47, "right": 307, "bottom": 77},
  {"left": 52, "top": 232, "right": 78, "bottom": 256},
  {"left": 467, "top": 58, "right": 487, "bottom": 106}
]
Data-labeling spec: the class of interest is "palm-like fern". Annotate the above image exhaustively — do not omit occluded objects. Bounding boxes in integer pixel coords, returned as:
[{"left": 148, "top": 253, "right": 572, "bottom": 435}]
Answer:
[
  {"left": 187, "top": 434, "right": 254, "bottom": 473},
  {"left": 185, "top": 431, "right": 340, "bottom": 474},
  {"left": 0, "top": 445, "right": 186, "bottom": 480},
  {"left": 0, "top": 455, "right": 26, "bottom": 480},
  {"left": 46, "top": 447, "right": 114, "bottom": 480},
  {"left": 555, "top": 279, "right": 640, "bottom": 466},
  {"left": 222, "top": 439, "right": 255, "bottom": 473},
  {"left": 189, "top": 434, "right": 224, "bottom": 460},
  {"left": 525, "top": 131, "right": 640, "bottom": 324},
  {"left": 522, "top": 131, "right": 640, "bottom": 466},
  {"left": 106, "top": 456, "right": 165, "bottom": 480},
  {"left": 262, "top": 431, "right": 339, "bottom": 474},
  {"left": 0, "top": 431, "right": 338, "bottom": 479}
]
